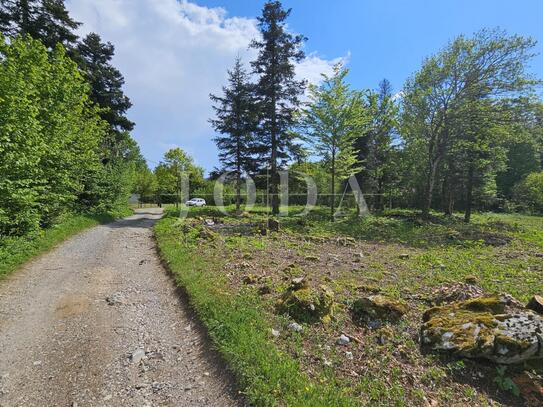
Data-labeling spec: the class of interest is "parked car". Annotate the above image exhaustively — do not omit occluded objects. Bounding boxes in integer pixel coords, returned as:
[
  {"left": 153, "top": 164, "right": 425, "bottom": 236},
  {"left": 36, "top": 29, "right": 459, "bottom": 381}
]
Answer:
[{"left": 185, "top": 198, "right": 206, "bottom": 207}]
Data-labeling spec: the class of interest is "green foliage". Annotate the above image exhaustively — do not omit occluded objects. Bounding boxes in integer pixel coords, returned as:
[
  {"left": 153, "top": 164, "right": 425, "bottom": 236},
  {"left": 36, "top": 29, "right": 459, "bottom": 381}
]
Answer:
[
  {"left": 250, "top": 1, "right": 306, "bottom": 215},
  {"left": 355, "top": 78, "right": 400, "bottom": 211},
  {"left": 210, "top": 57, "right": 258, "bottom": 211},
  {"left": 75, "top": 32, "right": 135, "bottom": 151},
  {"left": 401, "top": 28, "right": 539, "bottom": 219},
  {"left": 133, "top": 166, "right": 157, "bottom": 200},
  {"left": 301, "top": 63, "right": 365, "bottom": 197},
  {"left": 154, "top": 148, "right": 205, "bottom": 204},
  {"left": 79, "top": 160, "right": 136, "bottom": 213},
  {"left": 0, "top": 35, "right": 104, "bottom": 235},
  {"left": 493, "top": 366, "right": 520, "bottom": 397},
  {"left": 0, "top": 0, "right": 81, "bottom": 49},
  {"left": 515, "top": 172, "right": 543, "bottom": 212}
]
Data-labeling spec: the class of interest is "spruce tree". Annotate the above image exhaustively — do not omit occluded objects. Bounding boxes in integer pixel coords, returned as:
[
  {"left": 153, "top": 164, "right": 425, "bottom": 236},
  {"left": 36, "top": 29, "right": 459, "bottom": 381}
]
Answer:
[
  {"left": 210, "top": 57, "right": 258, "bottom": 213},
  {"left": 0, "top": 0, "right": 80, "bottom": 49},
  {"left": 76, "top": 33, "right": 135, "bottom": 162},
  {"left": 250, "top": 1, "right": 306, "bottom": 215}
]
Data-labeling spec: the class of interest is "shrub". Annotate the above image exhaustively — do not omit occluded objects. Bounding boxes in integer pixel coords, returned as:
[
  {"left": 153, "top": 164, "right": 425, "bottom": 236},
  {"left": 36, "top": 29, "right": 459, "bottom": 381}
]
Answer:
[{"left": 514, "top": 172, "right": 543, "bottom": 213}]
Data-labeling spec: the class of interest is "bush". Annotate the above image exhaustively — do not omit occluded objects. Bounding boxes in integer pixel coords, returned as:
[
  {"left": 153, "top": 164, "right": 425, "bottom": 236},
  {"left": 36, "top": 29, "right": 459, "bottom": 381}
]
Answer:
[
  {"left": 0, "top": 35, "right": 104, "bottom": 235},
  {"left": 514, "top": 172, "right": 543, "bottom": 213}
]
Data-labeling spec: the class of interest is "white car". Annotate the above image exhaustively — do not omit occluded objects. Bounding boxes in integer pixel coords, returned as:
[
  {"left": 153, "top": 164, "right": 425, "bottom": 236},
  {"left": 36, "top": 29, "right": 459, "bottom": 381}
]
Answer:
[{"left": 185, "top": 198, "right": 206, "bottom": 207}]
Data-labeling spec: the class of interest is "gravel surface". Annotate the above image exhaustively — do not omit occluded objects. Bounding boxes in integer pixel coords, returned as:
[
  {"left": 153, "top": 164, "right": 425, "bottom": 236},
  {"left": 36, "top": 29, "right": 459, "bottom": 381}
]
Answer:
[{"left": 0, "top": 208, "right": 241, "bottom": 407}]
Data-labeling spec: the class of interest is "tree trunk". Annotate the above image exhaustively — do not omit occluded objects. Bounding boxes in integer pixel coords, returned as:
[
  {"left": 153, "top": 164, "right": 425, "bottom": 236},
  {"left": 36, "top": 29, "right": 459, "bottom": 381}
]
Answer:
[
  {"left": 175, "top": 181, "right": 179, "bottom": 209},
  {"left": 236, "top": 143, "right": 241, "bottom": 214},
  {"left": 236, "top": 170, "right": 241, "bottom": 214},
  {"left": 422, "top": 158, "right": 440, "bottom": 218},
  {"left": 464, "top": 165, "right": 474, "bottom": 223},
  {"left": 20, "top": 0, "right": 30, "bottom": 35},
  {"left": 442, "top": 176, "right": 453, "bottom": 216},
  {"left": 375, "top": 177, "right": 384, "bottom": 212},
  {"left": 270, "top": 96, "right": 279, "bottom": 215},
  {"left": 330, "top": 153, "right": 336, "bottom": 221}
]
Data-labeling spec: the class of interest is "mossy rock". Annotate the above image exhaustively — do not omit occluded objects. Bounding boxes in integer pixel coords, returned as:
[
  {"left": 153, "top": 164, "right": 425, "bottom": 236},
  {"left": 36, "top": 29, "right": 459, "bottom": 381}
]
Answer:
[
  {"left": 431, "top": 282, "right": 485, "bottom": 305},
  {"left": 283, "top": 264, "right": 303, "bottom": 277},
  {"left": 198, "top": 228, "right": 220, "bottom": 241},
  {"left": 421, "top": 296, "right": 543, "bottom": 364},
  {"left": 352, "top": 295, "right": 408, "bottom": 323},
  {"left": 277, "top": 284, "right": 334, "bottom": 323}
]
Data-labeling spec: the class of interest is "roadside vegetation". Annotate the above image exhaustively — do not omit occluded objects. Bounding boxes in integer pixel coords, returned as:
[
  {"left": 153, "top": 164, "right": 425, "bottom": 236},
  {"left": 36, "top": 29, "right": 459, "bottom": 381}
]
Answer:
[
  {"left": 1, "top": 1, "right": 145, "bottom": 270},
  {"left": 156, "top": 206, "right": 543, "bottom": 406}
]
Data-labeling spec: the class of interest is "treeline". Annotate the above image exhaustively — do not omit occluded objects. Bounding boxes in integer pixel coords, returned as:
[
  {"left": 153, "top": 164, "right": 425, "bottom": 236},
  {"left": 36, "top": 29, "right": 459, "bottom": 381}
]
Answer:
[
  {"left": 0, "top": 0, "right": 144, "bottom": 236},
  {"left": 206, "top": 1, "right": 543, "bottom": 221}
]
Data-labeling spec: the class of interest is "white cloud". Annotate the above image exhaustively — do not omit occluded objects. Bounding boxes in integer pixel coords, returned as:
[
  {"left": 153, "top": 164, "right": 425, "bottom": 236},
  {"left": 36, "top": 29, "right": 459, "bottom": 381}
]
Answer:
[
  {"left": 66, "top": 0, "right": 344, "bottom": 171},
  {"left": 296, "top": 51, "right": 350, "bottom": 85}
]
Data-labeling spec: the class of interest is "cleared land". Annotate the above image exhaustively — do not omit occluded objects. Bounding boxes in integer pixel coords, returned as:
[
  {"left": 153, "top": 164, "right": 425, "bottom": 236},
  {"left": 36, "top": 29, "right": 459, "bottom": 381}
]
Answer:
[{"left": 155, "top": 206, "right": 543, "bottom": 406}]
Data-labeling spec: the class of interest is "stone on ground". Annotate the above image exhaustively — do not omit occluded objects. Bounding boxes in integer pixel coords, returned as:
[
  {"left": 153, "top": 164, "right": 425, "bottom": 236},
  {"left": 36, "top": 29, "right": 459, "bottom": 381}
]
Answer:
[
  {"left": 527, "top": 295, "right": 543, "bottom": 315},
  {"left": 421, "top": 296, "right": 543, "bottom": 364},
  {"left": 352, "top": 295, "right": 408, "bottom": 323},
  {"left": 278, "top": 282, "right": 334, "bottom": 323}
]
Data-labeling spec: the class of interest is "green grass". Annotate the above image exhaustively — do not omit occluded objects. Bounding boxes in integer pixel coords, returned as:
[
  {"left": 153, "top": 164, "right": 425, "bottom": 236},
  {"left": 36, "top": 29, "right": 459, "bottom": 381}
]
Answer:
[
  {"left": 0, "top": 208, "right": 131, "bottom": 279},
  {"left": 154, "top": 212, "right": 359, "bottom": 406}
]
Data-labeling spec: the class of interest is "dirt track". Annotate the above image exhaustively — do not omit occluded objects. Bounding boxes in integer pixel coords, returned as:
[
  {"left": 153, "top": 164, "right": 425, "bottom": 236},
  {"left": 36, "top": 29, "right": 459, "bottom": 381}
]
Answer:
[{"left": 0, "top": 208, "right": 240, "bottom": 406}]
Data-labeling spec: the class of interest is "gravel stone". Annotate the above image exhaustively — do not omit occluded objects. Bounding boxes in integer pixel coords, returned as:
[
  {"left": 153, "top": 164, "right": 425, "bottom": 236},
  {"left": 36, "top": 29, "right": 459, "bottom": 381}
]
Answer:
[{"left": 0, "top": 209, "right": 240, "bottom": 406}]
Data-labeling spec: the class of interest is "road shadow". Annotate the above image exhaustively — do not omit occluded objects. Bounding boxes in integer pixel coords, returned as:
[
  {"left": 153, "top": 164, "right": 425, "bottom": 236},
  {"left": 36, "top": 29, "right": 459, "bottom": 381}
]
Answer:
[{"left": 104, "top": 209, "right": 164, "bottom": 230}]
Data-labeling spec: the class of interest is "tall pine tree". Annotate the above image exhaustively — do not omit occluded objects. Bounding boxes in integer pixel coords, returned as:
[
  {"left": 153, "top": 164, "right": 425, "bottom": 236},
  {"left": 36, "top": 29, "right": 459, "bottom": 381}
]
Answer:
[
  {"left": 250, "top": 1, "right": 306, "bottom": 215},
  {"left": 76, "top": 33, "right": 135, "bottom": 162},
  {"left": 210, "top": 57, "right": 258, "bottom": 213},
  {"left": 0, "top": 0, "right": 80, "bottom": 49}
]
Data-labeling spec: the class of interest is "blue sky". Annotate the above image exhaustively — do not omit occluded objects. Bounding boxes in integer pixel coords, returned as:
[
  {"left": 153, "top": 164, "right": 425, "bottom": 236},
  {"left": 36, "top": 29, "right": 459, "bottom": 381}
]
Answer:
[
  {"left": 67, "top": 0, "right": 543, "bottom": 173},
  {"left": 207, "top": 0, "right": 543, "bottom": 91}
]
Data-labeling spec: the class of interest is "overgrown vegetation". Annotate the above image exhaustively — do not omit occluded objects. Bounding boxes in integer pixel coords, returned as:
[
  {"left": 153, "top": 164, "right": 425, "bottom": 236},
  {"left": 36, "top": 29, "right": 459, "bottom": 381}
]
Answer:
[{"left": 155, "top": 210, "right": 358, "bottom": 406}]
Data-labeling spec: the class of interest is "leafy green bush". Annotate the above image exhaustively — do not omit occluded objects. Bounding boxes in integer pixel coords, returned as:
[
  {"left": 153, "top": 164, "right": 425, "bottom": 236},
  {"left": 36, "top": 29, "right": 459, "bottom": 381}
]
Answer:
[
  {"left": 0, "top": 35, "right": 104, "bottom": 235},
  {"left": 514, "top": 172, "right": 543, "bottom": 213}
]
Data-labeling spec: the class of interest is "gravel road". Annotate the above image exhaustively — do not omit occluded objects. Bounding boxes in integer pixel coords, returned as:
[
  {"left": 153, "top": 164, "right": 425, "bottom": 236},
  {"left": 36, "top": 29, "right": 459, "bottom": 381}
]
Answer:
[{"left": 0, "top": 208, "right": 241, "bottom": 407}]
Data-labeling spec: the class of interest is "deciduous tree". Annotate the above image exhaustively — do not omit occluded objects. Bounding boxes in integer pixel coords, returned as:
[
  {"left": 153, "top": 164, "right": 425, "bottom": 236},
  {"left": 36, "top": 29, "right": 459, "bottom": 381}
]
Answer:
[{"left": 301, "top": 63, "right": 365, "bottom": 219}]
